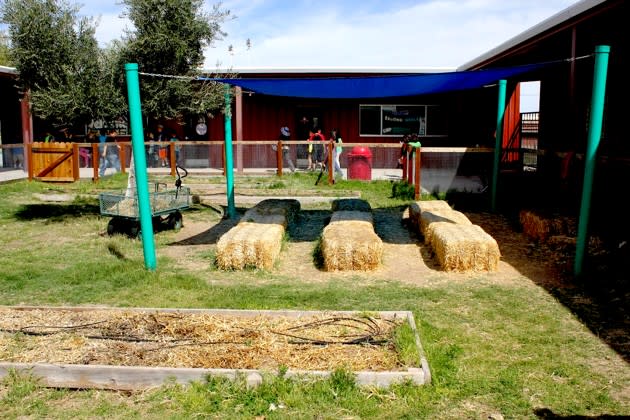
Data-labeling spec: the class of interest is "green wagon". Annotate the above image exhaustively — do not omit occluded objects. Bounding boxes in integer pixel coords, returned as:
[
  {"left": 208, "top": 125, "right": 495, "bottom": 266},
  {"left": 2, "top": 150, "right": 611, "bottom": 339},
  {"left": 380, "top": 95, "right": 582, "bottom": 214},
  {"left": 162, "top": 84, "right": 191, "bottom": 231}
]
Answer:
[{"left": 99, "top": 183, "right": 190, "bottom": 237}]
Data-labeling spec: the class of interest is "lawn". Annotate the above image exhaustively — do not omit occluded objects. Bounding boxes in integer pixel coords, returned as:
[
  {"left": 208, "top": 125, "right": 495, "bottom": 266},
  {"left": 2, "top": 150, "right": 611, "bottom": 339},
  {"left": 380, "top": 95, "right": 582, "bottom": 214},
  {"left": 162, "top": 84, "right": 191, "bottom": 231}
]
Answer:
[{"left": 0, "top": 173, "right": 628, "bottom": 419}]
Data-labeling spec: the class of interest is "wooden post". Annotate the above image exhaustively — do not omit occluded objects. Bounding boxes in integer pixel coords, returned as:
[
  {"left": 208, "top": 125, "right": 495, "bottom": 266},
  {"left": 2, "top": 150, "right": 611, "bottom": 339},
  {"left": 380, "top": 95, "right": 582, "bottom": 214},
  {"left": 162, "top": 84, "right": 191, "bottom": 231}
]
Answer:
[
  {"left": 414, "top": 147, "right": 421, "bottom": 200},
  {"left": 169, "top": 143, "right": 176, "bottom": 176},
  {"left": 119, "top": 143, "right": 126, "bottom": 174},
  {"left": 277, "top": 140, "right": 283, "bottom": 176},
  {"left": 92, "top": 143, "right": 99, "bottom": 181},
  {"left": 72, "top": 143, "right": 80, "bottom": 181},
  {"left": 406, "top": 147, "right": 413, "bottom": 183},
  {"left": 26, "top": 143, "right": 33, "bottom": 181}
]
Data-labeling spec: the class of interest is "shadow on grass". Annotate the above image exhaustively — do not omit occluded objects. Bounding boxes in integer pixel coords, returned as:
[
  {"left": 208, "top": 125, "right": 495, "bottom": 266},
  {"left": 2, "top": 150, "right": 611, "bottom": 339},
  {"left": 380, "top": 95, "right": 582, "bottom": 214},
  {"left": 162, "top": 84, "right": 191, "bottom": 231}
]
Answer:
[
  {"left": 14, "top": 203, "right": 101, "bottom": 221},
  {"left": 450, "top": 177, "right": 630, "bottom": 365},
  {"left": 534, "top": 407, "right": 625, "bottom": 418}
]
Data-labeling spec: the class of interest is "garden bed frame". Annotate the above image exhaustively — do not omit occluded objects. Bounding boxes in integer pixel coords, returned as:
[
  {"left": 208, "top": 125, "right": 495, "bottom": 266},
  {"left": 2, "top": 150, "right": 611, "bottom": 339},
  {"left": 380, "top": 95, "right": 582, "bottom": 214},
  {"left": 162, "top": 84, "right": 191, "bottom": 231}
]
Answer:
[{"left": 0, "top": 306, "right": 431, "bottom": 390}]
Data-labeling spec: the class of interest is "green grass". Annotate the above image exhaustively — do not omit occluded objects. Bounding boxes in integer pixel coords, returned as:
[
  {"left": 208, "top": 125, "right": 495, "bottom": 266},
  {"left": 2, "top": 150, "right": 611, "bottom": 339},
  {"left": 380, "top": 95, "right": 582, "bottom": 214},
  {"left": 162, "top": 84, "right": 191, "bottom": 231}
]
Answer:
[{"left": 0, "top": 176, "right": 628, "bottom": 419}]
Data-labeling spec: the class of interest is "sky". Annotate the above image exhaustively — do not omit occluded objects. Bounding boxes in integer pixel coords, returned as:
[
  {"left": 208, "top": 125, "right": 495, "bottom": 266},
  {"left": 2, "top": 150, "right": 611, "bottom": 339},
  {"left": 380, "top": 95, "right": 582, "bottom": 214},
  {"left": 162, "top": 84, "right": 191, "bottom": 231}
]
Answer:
[{"left": 84, "top": 0, "right": 582, "bottom": 110}]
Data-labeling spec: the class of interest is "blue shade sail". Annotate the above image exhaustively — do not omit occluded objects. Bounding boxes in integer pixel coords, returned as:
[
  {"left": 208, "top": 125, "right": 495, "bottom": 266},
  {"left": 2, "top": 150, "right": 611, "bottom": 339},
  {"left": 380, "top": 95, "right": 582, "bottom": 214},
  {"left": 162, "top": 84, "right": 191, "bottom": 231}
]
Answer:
[{"left": 204, "top": 63, "right": 549, "bottom": 99}]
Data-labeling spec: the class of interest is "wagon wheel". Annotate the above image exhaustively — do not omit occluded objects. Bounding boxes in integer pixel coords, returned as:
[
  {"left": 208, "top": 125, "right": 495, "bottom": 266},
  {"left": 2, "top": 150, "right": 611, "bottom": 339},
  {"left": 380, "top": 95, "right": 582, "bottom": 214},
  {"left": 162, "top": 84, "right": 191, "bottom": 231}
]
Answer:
[
  {"left": 129, "top": 221, "right": 141, "bottom": 238},
  {"left": 166, "top": 211, "right": 183, "bottom": 230},
  {"left": 107, "top": 217, "right": 124, "bottom": 236}
]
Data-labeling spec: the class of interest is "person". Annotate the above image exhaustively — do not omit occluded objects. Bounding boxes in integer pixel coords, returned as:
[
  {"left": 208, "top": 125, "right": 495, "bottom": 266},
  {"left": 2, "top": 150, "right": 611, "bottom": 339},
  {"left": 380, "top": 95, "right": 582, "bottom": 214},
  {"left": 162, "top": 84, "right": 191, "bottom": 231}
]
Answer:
[
  {"left": 330, "top": 129, "right": 344, "bottom": 179},
  {"left": 154, "top": 124, "right": 167, "bottom": 167},
  {"left": 169, "top": 130, "right": 181, "bottom": 165},
  {"left": 43, "top": 131, "right": 55, "bottom": 143},
  {"left": 309, "top": 127, "right": 326, "bottom": 171},
  {"left": 99, "top": 129, "right": 121, "bottom": 177},
  {"left": 278, "top": 126, "right": 296, "bottom": 173},
  {"left": 81, "top": 130, "right": 96, "bottom": 168},
  {"left": 145, "top": 132, "right": 156, "bottom": 168},
  {"left": 97, "top": 129, "right": 107, "bottom": 169},
  {"left": 58, "top": 127, "right": 72, "bottom": 142}
]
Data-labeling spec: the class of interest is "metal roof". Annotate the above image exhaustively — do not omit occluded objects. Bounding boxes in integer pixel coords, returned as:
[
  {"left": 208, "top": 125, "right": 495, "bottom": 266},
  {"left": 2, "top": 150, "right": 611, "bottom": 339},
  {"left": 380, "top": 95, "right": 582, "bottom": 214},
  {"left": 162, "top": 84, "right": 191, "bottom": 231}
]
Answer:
[{"left": 0, "top": 65, "right": 18, "bottom": 76}]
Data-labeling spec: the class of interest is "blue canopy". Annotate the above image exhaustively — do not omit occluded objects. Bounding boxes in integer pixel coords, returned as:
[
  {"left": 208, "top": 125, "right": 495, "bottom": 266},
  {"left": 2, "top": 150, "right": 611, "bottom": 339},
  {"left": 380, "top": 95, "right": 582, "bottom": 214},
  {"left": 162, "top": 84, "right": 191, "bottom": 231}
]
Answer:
[{"left": 206, "top": 62, "right": 548, "bottom": 99}]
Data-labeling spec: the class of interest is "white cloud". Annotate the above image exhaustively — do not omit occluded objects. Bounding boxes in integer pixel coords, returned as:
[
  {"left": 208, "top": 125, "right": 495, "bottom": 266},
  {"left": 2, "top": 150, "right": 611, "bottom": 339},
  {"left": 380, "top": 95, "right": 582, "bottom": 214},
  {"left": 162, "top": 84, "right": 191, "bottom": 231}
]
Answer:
[{"left": 205, "top": 0, "right": 580, "bottom": 69}]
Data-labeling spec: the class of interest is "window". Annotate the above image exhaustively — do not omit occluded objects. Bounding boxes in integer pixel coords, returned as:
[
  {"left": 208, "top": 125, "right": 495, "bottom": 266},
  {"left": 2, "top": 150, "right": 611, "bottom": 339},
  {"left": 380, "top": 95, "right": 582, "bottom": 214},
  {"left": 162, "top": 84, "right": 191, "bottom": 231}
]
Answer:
[{"left": 359, "top": 104, "right": 447, "bottom": 137}]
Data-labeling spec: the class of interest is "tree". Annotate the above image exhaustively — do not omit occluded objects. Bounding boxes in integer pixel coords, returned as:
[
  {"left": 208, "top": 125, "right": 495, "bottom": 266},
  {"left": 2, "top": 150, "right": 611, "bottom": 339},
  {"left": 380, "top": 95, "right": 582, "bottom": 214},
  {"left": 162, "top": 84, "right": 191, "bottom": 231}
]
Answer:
[
  {"left": 0, "top": 0, "right": 126, "bottom": 129},
  {"left": 119, "top": 0, "right": 231, "bottom": 120},
  {"left": 0, "top": 31, "right": 12, "bottom": 66}
]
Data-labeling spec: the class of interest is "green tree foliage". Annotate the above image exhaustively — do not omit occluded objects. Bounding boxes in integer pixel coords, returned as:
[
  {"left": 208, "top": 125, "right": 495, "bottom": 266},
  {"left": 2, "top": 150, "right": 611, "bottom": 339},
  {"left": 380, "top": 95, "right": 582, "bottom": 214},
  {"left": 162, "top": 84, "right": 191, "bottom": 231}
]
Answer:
[
  {"left": 0, "top": 0, "right": 126, "bottom": 128},
  {"left": 0, "top": 31, "right": 12, "bottom": 66},
  {"left": 119, "top": 0, "right": 231, "bottom": 119}
]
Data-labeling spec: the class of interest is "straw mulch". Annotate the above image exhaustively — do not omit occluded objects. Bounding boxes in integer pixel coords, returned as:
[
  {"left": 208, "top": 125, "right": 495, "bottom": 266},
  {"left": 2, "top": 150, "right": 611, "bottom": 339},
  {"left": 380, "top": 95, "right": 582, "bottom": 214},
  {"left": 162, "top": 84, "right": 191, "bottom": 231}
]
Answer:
[
  {"left": 431, "top": 223, "right": 501, "bottom": 272},
  {"left": 0, "top": 308, "right": 407, "bottom": 372},
  {"left": 321, "top": 210, "right": 383, "bottom": 271},
  {"left": 519, "top": 209, "right": 577, "bottom": 242},
  {"left": 216, "top": 199, "right": 300, "bottom": 270}
]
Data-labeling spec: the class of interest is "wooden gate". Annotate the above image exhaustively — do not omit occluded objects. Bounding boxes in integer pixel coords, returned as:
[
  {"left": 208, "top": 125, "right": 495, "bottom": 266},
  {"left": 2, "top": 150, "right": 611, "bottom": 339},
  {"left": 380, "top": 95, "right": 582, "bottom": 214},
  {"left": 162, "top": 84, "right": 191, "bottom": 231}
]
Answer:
[{"left": 27, "top": 142, "right": 80, "bottom": 182}]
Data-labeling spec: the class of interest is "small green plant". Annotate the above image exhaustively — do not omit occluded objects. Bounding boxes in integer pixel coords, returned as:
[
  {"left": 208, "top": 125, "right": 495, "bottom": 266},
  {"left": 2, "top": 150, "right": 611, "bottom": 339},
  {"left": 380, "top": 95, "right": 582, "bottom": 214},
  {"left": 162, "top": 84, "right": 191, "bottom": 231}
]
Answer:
[
  {"left": 267, "top": 181, "right": 286, "bottom": 189},
  {"left": 391, "top": 181, "right": 415, "bottom": 199}
]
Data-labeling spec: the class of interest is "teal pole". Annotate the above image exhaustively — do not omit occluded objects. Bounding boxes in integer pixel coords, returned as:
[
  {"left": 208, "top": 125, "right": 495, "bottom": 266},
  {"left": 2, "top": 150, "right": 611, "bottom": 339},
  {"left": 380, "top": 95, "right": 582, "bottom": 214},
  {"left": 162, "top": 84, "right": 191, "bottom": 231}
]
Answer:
[
  {"left": 491, "top": 79, "right": 507, "bottom": 212},
  {"left": 224, "top": 84, "right": 236, "bottom": 218},
  {"left": 574, "top": 45, "right": 610, "bottom": 276},
  {"left": 124, "top": 63, "right": 156, "bottom": 270}
]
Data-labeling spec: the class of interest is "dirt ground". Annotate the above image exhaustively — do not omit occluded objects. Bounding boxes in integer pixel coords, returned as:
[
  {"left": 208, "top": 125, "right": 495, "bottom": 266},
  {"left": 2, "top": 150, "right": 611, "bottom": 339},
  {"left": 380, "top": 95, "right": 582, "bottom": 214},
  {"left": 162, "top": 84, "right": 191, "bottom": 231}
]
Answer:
[{"left": 166, "top": 206, "right": 563, "bottom": 288}]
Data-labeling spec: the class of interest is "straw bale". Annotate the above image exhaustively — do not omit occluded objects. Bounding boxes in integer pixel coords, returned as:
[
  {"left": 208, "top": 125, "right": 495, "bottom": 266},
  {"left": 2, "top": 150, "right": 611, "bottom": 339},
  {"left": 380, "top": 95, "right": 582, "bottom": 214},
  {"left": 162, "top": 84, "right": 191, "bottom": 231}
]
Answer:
[
  {"left": 321, "top": 221, "right": 383, "bottom": 271},
  {"left": 519, "top": 209, "right": 577, "bottom": 242},
  {"left": 242, "top": 199, "right": 300, "bottom": 226},
  {"left": 331, "top": 198, "right": 372, "bottom": 213},
  {"left": 431, "top": 223, "right": 500, "bottom": 272},
  {"left": 330, "top": 210, "right": 374, "bottom": 226},
  {"left": 408, "top": 200, "right": 452, "bottom": 230},
  {"left": 216, "top": 222, "right": 284, "bottom": 270},
  {"left": 420, "top": 209, "right": 472, "bottom": 244}
]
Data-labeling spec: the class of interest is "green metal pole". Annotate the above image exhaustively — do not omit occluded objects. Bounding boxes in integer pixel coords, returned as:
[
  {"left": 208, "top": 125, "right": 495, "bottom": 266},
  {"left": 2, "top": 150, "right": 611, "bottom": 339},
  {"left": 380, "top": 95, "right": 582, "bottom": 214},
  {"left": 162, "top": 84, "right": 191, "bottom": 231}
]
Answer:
[
  {"left": 574, "top": 45, "right": 610, "bottom": 276},
  {"left": 224, "top": 84, "right": 236, "bottom": 218},
  {"left": 491, "top": 79, "right": 507, "bottom": 212},
  {"left": 124, "top": 63, "right": 156, "bottom": 270}
]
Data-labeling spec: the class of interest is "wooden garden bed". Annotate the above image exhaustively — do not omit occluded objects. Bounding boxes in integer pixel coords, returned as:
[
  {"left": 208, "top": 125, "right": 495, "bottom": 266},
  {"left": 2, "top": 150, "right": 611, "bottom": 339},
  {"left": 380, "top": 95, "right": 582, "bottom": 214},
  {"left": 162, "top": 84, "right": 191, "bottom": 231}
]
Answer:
[{"left": 0, "top": 306, "right": 430, "bottom": 390}]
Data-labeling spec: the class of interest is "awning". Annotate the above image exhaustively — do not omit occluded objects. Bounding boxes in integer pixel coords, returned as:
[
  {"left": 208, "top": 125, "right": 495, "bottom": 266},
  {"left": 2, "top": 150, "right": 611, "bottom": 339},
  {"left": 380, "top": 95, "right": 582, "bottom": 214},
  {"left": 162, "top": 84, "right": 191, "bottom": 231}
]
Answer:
[{"left": 205, "top": 62, "right": 550, "bottom": 99}]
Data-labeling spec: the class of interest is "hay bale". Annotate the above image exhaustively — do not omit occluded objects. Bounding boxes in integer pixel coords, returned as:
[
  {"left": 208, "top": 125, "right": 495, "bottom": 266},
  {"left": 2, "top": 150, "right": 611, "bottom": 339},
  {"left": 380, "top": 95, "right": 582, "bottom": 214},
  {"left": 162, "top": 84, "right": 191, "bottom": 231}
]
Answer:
[
  {"left": 216, "top": 199, "right": 299, "bottom": 270},
  {"left": 519, "top": 209, "right": 577, "bottom": 242},
  {"left": 242, "top": 199, "right": 300, "bottom": 226},
  {"left": 431, "top": 224, "right": 500, "bottom": 272},
  {"left": 420, "top": 209, "right": 472, "bottom": 244},
  {"left": 408, "top": 200, "right": 452, "bottom": 230},
  {"left": 321, "top": 221, "right": 383, "bottom": 271},
  {"left": 331, "top": 198, "right": 372, "bottom": 213},
  {"left": 330, "top": 210, "right": 374, "bottom": 226},
  {"left": 216, "top": 222, "right": 284, "bottom": 270}
]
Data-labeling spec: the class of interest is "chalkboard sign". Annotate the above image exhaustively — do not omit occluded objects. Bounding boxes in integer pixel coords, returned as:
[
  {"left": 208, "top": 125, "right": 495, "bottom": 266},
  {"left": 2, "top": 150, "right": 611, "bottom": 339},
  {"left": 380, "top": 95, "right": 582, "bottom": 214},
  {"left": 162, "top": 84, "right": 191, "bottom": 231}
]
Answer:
[{"left": 381, "top": 106, "right": 426, "bottom": 135}]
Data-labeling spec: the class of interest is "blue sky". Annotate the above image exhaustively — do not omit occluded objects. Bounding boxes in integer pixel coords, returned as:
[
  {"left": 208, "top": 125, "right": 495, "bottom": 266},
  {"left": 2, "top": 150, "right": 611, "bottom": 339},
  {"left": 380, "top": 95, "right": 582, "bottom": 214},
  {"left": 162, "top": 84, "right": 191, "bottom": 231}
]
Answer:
[
  {"left": 81, "top": 0, "right": 580, "bottom": 110},
  {"left": 85, "top": 0, "right": 580, "bottom": 69}
]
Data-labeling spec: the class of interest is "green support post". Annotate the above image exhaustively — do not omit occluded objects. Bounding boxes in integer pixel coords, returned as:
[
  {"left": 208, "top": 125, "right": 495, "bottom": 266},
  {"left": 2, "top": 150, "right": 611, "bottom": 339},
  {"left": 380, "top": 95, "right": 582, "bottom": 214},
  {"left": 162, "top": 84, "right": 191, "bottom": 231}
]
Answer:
[
  {"left": 574, "top": 45, "right": 610, "bottom": 277},
  {"left": 124, "top": 63, "right": 156, "bottom": 271},
  {"left": 491, "top": 79, "right": 507, "bottom": 213},
  {"left": 224, "top": 85, "right": 236, "bottom": 218}
]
